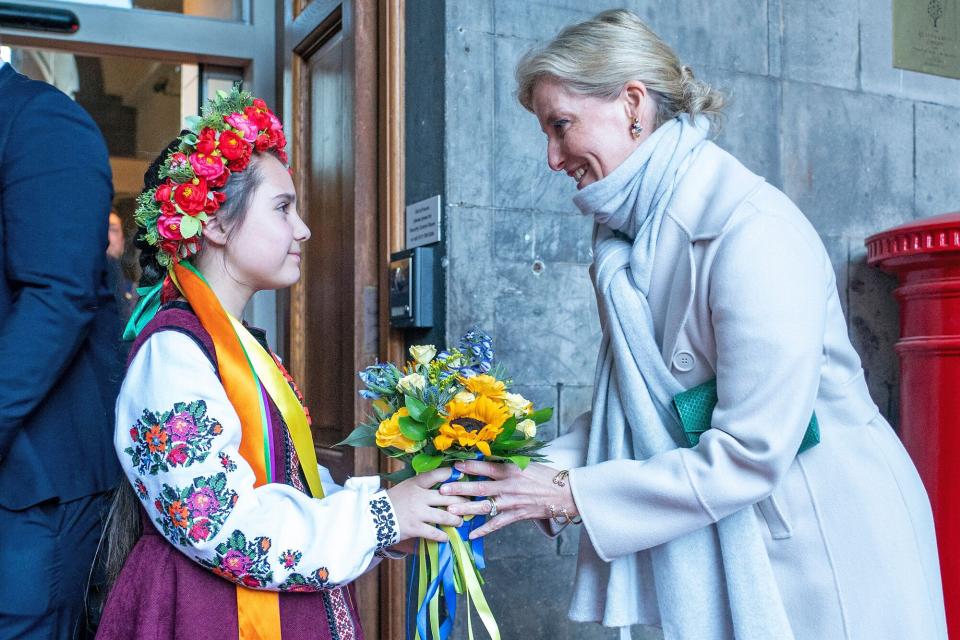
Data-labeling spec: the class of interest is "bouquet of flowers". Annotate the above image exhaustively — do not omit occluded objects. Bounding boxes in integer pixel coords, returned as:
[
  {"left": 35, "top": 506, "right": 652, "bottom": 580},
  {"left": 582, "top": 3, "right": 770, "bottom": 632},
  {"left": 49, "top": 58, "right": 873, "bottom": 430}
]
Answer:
[{"left": 340, "top": 329, "right": 552, "bottom": 640}]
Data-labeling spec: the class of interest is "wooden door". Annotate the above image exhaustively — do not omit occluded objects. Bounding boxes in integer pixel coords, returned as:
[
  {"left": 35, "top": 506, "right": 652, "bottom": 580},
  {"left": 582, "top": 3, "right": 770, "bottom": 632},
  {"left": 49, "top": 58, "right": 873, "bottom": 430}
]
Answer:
[{"left": 282, "top": 1, "right": 406, "bottom": 636}]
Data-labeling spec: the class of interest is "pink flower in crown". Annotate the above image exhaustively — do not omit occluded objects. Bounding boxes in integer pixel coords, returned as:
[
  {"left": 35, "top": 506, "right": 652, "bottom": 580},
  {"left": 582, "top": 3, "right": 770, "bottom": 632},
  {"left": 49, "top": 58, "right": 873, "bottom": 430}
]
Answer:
[
  {"left": 188, "top": 520, "right": 211, "bottom": 542},
  {"left": 189, "top": 152, "right": 225, "bottom": 181},
  {"left": 224, "top": 112, "right": 260, "bottom": 142},
  {"left": 222, "top": 550, "right": 252, "bottom": 576},
  {"left": 187, "top": 487, "right": 220, "bottom": 518},
  {"left": 157, "top": 214, "right": 184, "bottom": 240},
  {"left": 267, "top": 111, "right": 282, "bottom": 134},
  {"left": 166, "top": 411, "right": 197, "bottom": 441},
  {"left": 168, "top": 152, "right": 189, "bottom": 171}
]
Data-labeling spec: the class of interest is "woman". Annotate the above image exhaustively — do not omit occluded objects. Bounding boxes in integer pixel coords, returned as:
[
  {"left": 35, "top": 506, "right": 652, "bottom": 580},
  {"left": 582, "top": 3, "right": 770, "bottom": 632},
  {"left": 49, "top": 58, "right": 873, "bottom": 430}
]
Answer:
[
  {"left": 442, "top": 10, "right": 946, "bottom": 640},
  {"left": 96, "top": 89, "right": 465, "bottom": 639}
]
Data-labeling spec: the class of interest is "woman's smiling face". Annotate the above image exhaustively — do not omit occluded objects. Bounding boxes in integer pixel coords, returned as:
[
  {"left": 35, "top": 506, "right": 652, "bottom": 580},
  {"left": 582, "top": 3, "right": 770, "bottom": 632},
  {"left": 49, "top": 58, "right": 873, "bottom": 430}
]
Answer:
[{"left": 531, "top": 78, "right": 647, "bottom": 190}]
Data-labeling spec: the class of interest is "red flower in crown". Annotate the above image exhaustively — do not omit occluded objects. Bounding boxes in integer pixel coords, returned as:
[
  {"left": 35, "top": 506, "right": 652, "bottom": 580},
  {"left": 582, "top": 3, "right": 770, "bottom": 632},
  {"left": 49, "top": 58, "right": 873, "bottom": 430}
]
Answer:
[
  {"left": 218, "top": 129, "right": 252, "bottom": 171},
  {"left": 173, "top": 178, "right": 208, "bottom": 215},
  {"left": 244, "top": 104, "right": 272, "bottom": 131},
  {"left": 203, "top": 190, "right": 226, "bottom": 214},
  {"left": 208, "top": 167, "right": 231, "bottom": 189},
  {"left": 196, "top": 128, "right": 218, "bottom": 155},
  {"left": 254, "top": 133, "right": 272, "bottom": 151},
  {"left": 155, "top": 181, "right": 173, "bottom": 203}
]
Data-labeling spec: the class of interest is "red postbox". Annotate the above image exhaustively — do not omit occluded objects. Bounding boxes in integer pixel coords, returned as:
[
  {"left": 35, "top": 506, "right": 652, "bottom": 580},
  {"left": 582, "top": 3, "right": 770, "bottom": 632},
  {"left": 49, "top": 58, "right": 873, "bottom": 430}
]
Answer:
[{"left": 867, "top": 212, "right": 960, "bottom": 635}]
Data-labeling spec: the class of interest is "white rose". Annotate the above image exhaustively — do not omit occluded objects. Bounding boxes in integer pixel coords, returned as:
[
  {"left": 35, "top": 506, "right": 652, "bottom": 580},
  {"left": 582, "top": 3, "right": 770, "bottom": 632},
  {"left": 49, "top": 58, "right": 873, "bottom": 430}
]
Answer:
[
  {"left": 409, "top": 344, "right": 437, "bottom": 366},
  {"left": 503, "top": 392, "right": 532, "bottom": 418},
  {"left": 397, "top": 373, "right": 426, "bottom": 395},
  {"left": 454, "top": 391, "right": 477, "bottom": 404},
  {"left": 518, "top": 419, "right": 537, "bottom": 438}
]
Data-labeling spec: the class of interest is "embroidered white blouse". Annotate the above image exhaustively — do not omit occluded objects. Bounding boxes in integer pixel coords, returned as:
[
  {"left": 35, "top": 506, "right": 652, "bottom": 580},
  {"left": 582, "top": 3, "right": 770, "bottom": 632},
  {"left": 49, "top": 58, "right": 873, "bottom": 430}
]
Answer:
[{"left": 114, "top": 330, "right": 399, "bottom": 592}]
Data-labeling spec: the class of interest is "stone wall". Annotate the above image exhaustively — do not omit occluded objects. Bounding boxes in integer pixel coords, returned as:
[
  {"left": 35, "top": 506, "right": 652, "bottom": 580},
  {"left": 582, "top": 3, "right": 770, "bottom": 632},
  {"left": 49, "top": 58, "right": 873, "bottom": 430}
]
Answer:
[{"left": 434, "top": 1, "right": 960, "bottom": 637}]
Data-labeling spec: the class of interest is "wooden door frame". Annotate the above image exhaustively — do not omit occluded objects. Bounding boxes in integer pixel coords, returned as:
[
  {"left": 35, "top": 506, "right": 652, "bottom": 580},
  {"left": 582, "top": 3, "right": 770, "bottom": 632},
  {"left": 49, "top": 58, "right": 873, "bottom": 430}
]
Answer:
[
  {"left": 282, "top": 0, "right": 406, "bottom": 635},
  {"left": 377, "top": 3, "right": 407, "bottom": 637}
]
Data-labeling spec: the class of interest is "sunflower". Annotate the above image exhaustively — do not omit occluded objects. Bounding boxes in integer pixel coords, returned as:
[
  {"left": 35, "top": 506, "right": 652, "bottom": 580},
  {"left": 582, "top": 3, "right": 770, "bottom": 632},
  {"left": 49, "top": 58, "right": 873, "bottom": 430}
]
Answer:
[
  {"left": 434, "top": 395, "right": 510, "bottom": 456},
  {"left": 461, "top": 374, "right": 507, "bottom": 400}
]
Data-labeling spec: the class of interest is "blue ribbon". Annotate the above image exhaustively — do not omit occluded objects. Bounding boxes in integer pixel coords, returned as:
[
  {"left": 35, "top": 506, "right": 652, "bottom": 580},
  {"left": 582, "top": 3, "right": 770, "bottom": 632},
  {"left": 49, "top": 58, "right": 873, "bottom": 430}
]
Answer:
[
  {"left": 414, "top": 537, "right": 456, "bottom": 640},
  {"left": 408, "top": 466, "right": 489, "bottom": 640}
]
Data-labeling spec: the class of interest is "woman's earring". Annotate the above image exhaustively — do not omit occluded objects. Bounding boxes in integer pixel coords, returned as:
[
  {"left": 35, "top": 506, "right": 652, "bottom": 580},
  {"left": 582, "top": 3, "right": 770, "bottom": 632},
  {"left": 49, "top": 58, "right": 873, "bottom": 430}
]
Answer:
[{"left": 630, "top": 117, "right": 644, "bottom": 139}]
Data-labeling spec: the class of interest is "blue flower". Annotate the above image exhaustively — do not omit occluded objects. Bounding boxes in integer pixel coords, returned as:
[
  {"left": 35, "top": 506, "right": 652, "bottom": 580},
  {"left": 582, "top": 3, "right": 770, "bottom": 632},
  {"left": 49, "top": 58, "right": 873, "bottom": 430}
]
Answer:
[
  {"left": 358, "top": 362, "right": 403, "bottom": 398},
  {"left": 459, "top": 328, "right": 494, "bottom": 374}
]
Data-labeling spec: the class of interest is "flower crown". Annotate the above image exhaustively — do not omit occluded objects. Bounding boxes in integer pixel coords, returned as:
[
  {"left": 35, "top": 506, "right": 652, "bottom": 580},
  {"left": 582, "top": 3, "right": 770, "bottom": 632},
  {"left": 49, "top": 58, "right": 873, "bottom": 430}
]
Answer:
[{"left": 134, "top": 87, "right": 288, "bottom": 266}]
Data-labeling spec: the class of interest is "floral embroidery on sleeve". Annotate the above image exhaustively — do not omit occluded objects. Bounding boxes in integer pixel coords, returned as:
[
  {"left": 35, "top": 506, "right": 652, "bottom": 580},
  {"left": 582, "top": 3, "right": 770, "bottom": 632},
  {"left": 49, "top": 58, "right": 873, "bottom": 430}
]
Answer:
[
  {"left": 279, "top": 549, "right": 302, "bottom": 569},
  {"left": 125, "top": 400, "right": 224, "bottom": 475},
  {"left": 154, "top": 473, "right": 238, "bottom": 546},
  {"left": 134, "top": 478, "right": 149, "bottom": 500},
  {"left": 369, "top": 494, "right": 399, "bottom": 551},
  {"left": 219, "top": 452, "right": 237, "bottom": 472},
  {"left": 280, "top": 567, "right": 332, "bottom": 592},
  {"left": 198, "top": 530, "right": 274, "bottom": 588}
]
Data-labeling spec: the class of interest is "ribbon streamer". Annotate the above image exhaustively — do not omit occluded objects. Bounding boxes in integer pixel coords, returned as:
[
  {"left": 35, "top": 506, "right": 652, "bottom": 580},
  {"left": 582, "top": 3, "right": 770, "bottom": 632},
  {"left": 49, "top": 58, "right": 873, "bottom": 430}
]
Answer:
[{"left": 408, "top": 468, "right": 500, "bottom": 640}]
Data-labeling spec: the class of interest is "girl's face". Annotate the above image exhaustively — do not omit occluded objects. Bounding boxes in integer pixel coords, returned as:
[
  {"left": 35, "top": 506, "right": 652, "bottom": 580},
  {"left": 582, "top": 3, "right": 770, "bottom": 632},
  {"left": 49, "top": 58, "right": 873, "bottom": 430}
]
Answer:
[
  {"left": 224, "top": 154, "right": 310, "bottom": 291},
  {"left": 531, "top": 78, "right": 643, "bottom": 190}
]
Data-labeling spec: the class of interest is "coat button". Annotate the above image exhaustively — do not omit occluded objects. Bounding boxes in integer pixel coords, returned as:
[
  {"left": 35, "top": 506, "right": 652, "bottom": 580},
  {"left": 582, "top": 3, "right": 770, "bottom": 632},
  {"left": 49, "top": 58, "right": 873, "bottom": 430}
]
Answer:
[{"left": 672, "top": 350, "right": 696, "bottom": 372}]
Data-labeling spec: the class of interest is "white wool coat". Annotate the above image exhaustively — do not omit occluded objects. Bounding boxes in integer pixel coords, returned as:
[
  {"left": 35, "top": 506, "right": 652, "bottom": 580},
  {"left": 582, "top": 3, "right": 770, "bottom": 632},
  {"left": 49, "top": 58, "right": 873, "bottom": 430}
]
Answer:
[{"left": 547, "top": 143, "right": 947, "bottom": 639}]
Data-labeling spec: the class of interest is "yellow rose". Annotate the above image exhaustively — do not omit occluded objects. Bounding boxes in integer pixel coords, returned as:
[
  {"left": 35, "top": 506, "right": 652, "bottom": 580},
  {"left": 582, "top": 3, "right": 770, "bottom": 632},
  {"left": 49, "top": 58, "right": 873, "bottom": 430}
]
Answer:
[
  {"left": 453, "top": 391, "right": 477, "bottom": 404},
  {"left": 376, "top": 407, "right": 419, "bottom": 452},
  {"left": 518, "top": 418, "right": 537, "bottom": 438},
  {"left": 397, "top": 372, "right": 426, "bottom": 395},
  {"left": 409, "top": 344, "right": 437, "bottom": 366},
  {"left": 503, "top": 392, "right": 533, "bottom": 418}
]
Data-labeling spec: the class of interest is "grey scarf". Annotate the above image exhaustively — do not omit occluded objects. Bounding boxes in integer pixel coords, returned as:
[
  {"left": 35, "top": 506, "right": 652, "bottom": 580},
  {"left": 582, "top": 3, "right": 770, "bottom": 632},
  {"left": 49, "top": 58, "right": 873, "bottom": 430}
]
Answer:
[{"left": 572, "top": 115, "right": 794, "bottom": 640}]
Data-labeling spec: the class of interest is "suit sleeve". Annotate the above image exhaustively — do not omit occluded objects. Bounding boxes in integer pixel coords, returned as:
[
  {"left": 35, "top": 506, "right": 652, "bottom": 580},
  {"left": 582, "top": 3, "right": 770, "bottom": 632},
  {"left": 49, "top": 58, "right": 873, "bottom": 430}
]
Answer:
[
  {"left": 568, "top": 210, "right": 828, "bottom": 560},
  {"left": 116, "top": 331, "right": 399, "bottom": 590},
  {"left": 0, "top": 87, "right": 113, "bottom": 457}
]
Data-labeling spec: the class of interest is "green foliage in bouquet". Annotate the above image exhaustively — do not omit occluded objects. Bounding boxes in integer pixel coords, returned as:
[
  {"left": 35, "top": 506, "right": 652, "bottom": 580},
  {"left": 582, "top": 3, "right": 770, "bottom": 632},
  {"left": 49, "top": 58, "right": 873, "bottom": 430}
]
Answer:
[{"left": 340, "top": 330, "right": 552, "bottom": 482}]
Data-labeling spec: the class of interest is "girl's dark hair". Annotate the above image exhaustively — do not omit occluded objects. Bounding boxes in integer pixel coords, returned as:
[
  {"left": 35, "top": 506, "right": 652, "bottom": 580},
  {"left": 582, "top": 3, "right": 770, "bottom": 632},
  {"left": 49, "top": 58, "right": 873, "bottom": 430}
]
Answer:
[{"left": 135, "top": 134, "right": 276, "bottom": 286}]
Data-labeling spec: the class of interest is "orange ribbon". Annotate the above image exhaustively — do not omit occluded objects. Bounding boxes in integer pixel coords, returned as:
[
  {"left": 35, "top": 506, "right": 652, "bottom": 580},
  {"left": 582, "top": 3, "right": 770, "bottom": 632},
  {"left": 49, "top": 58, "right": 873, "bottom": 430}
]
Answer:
[{"left": 173, "top": 263, "right": 280, "bottom": 639}]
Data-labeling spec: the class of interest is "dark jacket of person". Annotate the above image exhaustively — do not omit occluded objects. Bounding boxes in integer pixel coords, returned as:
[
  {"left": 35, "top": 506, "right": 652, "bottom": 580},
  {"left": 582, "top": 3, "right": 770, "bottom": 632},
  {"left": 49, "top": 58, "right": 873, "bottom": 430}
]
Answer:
[{"left": 0, "top": 63, "right": 123, "bottom": 509}]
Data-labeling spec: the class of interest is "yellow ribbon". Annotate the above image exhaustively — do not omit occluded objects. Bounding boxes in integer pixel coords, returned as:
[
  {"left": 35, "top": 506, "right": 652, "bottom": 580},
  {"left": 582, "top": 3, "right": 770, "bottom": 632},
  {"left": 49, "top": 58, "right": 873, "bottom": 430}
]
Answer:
[
  {"left": 229, "top": 316, "right": 324, "bottom": 500},
  {"left": 443, "top": 525, "right": 500, "bottom": 640}
]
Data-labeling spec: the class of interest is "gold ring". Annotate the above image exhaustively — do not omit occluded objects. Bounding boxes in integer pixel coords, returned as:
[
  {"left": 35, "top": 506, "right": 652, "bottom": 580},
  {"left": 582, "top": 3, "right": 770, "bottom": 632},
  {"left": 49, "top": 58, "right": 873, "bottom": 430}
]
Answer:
[{"left": 488, "top": 496, "right": 499, "bottom": 517}]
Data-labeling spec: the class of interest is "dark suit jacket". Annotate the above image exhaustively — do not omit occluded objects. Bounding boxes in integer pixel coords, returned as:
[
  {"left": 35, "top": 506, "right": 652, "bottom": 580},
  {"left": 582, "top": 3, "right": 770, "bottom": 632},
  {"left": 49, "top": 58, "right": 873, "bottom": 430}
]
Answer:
[{"left": 0, "top": 63, "right": 123, "bottom": 509}]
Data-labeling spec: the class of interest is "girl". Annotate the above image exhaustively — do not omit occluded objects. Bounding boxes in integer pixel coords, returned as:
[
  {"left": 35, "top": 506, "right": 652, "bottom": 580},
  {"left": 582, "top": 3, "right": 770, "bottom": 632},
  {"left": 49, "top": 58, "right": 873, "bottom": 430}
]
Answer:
[{"left": 96, "top": 89, "right": 463, "bottom": 639}]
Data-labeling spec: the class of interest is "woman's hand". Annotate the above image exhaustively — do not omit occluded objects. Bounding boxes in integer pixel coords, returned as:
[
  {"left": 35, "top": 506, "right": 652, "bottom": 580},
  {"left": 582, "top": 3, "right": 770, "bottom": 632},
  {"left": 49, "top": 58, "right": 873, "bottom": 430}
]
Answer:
[
  {"left": 386, "top": 467, "right": 468, "bottom": 543},
  {"left": 440, "top": 460, "right": 578, "bottom": 539}
]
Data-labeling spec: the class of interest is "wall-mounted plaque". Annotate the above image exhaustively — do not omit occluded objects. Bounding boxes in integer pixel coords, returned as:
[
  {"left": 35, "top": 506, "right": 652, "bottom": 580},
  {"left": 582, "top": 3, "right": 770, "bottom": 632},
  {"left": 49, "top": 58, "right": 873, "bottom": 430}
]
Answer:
[{"left": 893, "top": 0, "right": 960, "bottom": 80}]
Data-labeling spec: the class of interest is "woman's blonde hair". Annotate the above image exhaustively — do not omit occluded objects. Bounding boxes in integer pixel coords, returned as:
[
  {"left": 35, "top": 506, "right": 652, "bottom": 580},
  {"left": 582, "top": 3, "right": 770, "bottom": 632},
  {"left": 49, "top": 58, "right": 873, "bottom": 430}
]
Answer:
[{"left": 516, "top": 9, "right": 725, "bottom": 128}]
